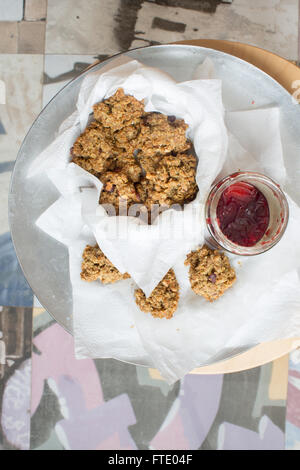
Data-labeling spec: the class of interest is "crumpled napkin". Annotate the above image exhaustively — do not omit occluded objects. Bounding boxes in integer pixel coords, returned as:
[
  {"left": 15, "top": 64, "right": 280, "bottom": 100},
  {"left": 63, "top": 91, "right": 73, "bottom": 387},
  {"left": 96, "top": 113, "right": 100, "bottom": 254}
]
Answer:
[{"left": 29, "top": 56, "right": 300, "bottom": 383}]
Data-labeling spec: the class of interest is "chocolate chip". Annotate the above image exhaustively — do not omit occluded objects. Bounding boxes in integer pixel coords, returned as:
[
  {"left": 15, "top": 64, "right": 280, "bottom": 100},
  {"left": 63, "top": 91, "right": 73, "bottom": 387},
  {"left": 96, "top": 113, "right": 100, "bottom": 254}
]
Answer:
[
  {"left": 208, "top": 273, "right": 217, "bottom": 284},
  {"left": 168, "top": 115, "right": 176, "bottom": 123},
  {"left": 142, "top": 112, "right": 161, "bottom": 126}
]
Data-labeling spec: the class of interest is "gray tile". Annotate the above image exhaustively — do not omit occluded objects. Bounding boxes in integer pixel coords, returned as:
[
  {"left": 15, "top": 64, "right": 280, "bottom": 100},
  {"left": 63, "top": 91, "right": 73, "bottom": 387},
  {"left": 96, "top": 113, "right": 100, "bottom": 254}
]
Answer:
[
  {"left": 24, "top": 0, "right": 47, "bottom": 21},
  {"left": 133, "top": 0, "right": 299, "bottom": 60},
  {"left": 0, "top": 54, "right": 43, "bottom": 161},
  {"left": 0, "top": 22, "right": 18, "bottom": 54},
  {"left": 0, "top": 0, "right": 23, "bottom": 21},
  {"left": 45, "top": 0, "right": 121, "bottom": 54},
  {"left": 18, "top": 21, "right": 46, "bottom": 53},
  {"left": 43, "top": 54, "right": 97, "bottom": 107}
]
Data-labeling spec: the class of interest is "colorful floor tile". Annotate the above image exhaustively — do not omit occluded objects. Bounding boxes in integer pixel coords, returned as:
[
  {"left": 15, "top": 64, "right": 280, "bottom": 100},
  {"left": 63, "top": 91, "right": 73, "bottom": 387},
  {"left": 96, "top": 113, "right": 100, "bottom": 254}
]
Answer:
[
  {"left": 0, "top": 307, "right": 32, "bottom": 450},
  {"left": 0, "top": 0, "right": 23, "bottom": 22},
  {"left": 28, "top": 310, "right": 287, "bottom": 450},
  {"left": 0, "top": 233, "right": 33, "bottom": 307}
]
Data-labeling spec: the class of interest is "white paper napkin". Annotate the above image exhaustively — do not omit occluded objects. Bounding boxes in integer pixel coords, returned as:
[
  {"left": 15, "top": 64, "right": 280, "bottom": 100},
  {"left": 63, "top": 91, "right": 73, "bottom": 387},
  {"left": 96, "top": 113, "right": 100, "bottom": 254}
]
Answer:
[{"left": 30, "top": 57, "right": 300, "bottom": 383}]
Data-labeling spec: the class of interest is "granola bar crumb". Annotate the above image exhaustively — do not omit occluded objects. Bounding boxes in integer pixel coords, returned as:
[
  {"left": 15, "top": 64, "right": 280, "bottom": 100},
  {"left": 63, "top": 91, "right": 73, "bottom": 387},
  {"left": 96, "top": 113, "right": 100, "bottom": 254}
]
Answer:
[
  {"left": 135, "top": 269, "right": 179, "bottom": 319},
  {"left": 185, "top": 245, "right": 236, "bottom": 302},
  {"left": 81, "top": 244, "right": 130, "bottom": 284}
]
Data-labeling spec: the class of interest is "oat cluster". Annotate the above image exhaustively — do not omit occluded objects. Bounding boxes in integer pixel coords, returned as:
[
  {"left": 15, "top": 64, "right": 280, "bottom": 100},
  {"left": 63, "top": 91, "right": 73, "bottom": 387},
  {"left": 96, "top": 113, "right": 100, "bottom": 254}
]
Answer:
[
  {"left": 81, "top": 245, "right": 180, "bottom": 319},
  {"left": 71, "top": 88, "right": 198, "bottom": 217}
]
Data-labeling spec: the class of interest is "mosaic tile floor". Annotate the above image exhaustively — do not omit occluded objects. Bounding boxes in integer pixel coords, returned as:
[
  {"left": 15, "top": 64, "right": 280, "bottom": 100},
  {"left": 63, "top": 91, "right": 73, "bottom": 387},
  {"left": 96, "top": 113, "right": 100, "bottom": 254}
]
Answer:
[{"left": 0, "top": 0, "right": 300, "bottom": 450}]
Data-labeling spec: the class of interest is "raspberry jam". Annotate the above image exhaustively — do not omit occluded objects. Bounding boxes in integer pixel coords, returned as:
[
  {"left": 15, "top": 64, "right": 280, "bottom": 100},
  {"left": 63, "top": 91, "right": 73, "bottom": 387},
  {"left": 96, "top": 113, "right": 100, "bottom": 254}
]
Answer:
[{"left": 216, "top": 182, "right": 270, "bottom": 247}]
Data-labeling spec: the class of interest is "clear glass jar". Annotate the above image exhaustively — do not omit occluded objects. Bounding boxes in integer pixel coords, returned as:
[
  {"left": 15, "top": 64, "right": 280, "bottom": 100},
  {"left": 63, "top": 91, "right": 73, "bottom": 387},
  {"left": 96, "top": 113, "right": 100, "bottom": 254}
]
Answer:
[{"left": 205, "top": 172, "right": 289, "bottom": 256}]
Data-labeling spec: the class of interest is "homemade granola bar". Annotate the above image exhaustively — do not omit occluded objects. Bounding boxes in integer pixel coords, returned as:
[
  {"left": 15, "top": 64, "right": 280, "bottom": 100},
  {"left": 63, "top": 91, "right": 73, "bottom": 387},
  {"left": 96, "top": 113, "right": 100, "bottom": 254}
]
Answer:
[
  {"left": 134, "top": 269, "right": 179, "bottom": 319},
  {"left": 184, "top": 245, "right": 236, "bottom": 302},
  {"left": 71, "top": 88, "right": 198, "bottom": 217},
  {"left": 81, "top": 244, "right": 130, "bottom": 284},
  {"left": 136, "top": 112, "right": 191, "bottom": 157}
]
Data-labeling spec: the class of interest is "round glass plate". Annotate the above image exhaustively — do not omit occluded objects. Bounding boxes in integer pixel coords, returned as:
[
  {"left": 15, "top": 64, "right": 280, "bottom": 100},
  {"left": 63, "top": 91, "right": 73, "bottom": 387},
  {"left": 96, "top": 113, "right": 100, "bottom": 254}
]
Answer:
[{"left": 9, "top": 44, "right": 300, "bottom": 368}]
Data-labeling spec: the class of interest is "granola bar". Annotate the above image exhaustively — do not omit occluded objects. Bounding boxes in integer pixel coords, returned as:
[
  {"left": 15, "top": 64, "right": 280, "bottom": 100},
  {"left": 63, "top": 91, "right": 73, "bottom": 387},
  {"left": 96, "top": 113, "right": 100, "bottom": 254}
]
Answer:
[
  {"left": 93, "top": 88, "right": 145, "bottom": 132},
  {"left": 136, "top": 112, "right": 191, "bottom": 157},
  {"left": 184, "top": 245, "right": 236, "bottom": 302},
  {"left": 71, "top": 121, "right": 117, "bottom": 174},
  {"left": 138, "top": 152, "right": 198, "bottom": 209}
]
